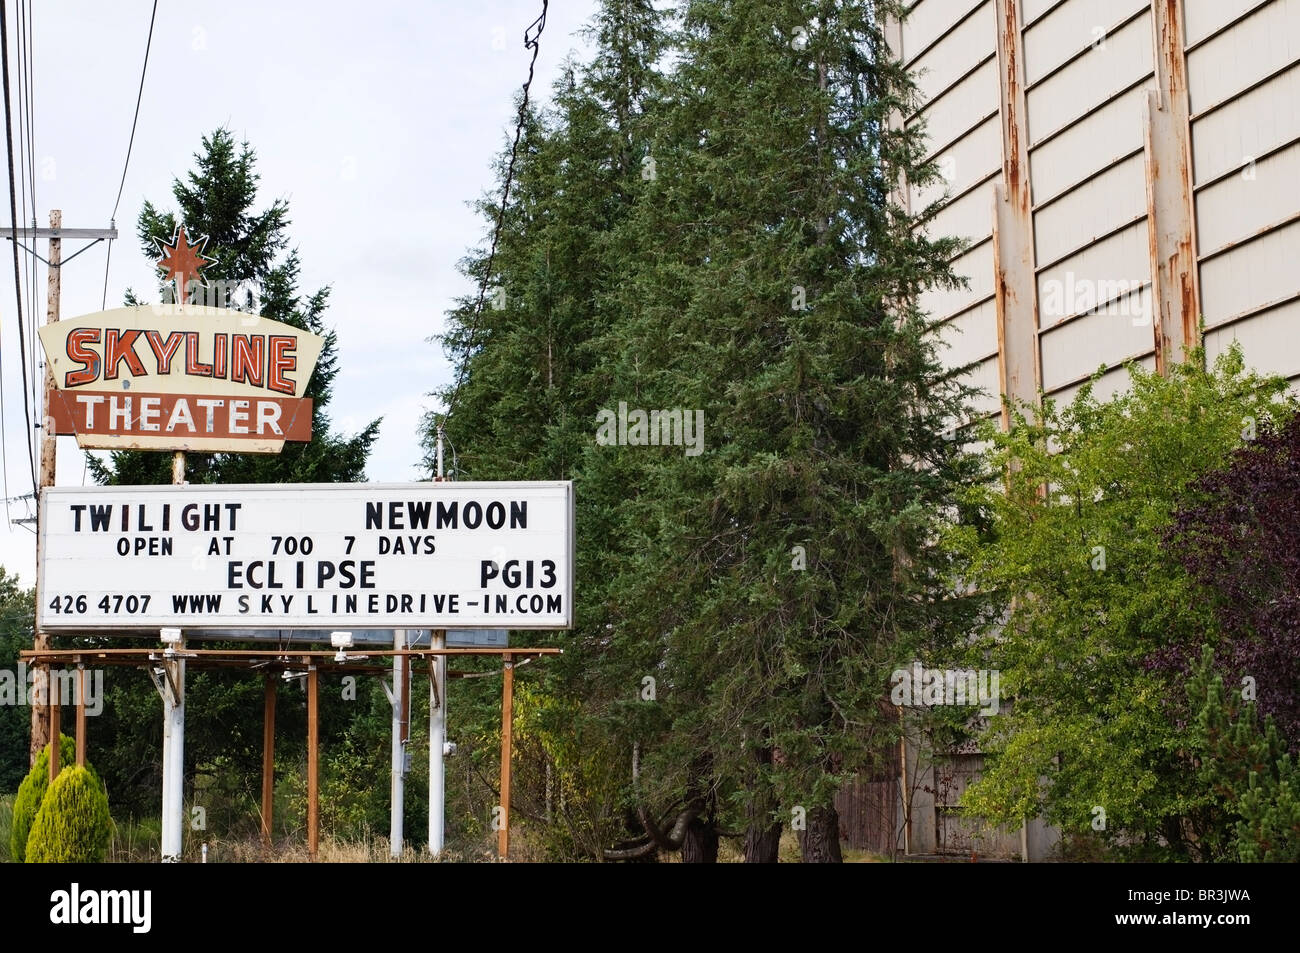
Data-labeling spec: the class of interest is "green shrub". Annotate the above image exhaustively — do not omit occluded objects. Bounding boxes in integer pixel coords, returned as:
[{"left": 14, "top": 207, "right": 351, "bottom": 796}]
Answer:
[
  {"left": 25, "top": 765, "right": 112, "bottom": 863},
  {"left": 9, "top": 735, "right": 79, "bottom": 862}
]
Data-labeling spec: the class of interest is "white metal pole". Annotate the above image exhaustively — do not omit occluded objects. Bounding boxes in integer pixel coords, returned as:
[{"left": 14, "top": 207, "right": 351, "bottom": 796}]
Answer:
[
  {"left": 429, "top": 629, "right": 446, "bottom": 856},
  {"left": 390, "top": 628, "right": 406, "bottom": 857},
  {"left": 160, "top": 682, "right": 173, "bottom": 857},
  {"left": 162, "top": 636, "right": 186, "bottom": 862}
]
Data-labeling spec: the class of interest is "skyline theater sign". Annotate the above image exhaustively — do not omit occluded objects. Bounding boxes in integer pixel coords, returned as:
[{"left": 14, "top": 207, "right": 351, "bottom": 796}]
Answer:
[{"left": 38, "top": 304, "right": 324, "bottom": 453}]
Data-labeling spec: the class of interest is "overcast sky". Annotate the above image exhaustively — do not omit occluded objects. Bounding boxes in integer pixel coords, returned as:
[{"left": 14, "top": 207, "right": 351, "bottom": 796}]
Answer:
[{"left": 0, "top": 0, "right": 599, "bottom": 584}]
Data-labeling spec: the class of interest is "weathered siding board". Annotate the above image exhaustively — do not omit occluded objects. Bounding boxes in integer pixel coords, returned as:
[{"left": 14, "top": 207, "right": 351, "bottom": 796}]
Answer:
[
  {"left": 1029, "top": 85, "right": 1148, "bottom": 203},
  {"left": 1025, "top": 12, "right": 1154, "bottom": 146}
]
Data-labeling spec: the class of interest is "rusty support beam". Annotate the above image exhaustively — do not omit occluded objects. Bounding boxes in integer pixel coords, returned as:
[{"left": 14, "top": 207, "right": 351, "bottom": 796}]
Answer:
[
  {"left": 307, "top": 663, "right": 319, "bottom": 860},
  {"left": 48, "top": 669, "right": 60, "bottom": 782},
  {"left": 498, "top": 654, "right": 514, "bottom": 860},
  {"left": 1145, "top": 0, "right": 1201, "bottom": 372},
  {"left": 76, "top": 662, "right": 86, "bottom": 766},
  {"left": 993, "top": 0, "right": 1041, "bottom": 427}
]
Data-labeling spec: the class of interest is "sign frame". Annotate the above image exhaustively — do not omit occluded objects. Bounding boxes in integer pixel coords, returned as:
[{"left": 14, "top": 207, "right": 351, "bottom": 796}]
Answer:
[{"left": 37, "top": 481, "right": 575, "bottom": 633}]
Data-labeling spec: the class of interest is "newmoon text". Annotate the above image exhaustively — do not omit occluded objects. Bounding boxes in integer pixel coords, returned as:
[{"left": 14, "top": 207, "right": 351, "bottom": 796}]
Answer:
[{"left": 0, "top": 664, "right": 103, "bottom": 715}]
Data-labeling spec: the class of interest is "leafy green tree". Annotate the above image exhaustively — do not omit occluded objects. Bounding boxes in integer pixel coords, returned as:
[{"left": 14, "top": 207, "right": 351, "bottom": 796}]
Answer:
[
  {"left": 0, "top": 567, "right": 33, "bottom": 792},
  {"left": 25, "top": 765, "right": 112, "bottom": 863},
  {"left": 955, "top": 348, "right": 1293, "bottom": 859}
]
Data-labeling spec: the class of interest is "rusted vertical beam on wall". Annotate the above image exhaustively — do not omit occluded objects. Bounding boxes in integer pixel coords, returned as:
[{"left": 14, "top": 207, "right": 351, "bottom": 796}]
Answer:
[
  {"left": 261, "top": 675, "right": 276, "bottom": 849},
  {"left": 307, "top": 664, "right": 319, "bottom": 860},
  {"left": 993, "top": 0, "right": 1041, "bottom": 427},
  {"left": 1145, "top": 0, "right": 1200, "bottom": 373}
]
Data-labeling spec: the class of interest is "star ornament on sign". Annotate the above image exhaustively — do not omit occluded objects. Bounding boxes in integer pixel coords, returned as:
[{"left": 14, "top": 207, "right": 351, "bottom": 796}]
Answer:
[{"left": 155, "top": 224, "right": 215, "bottom": 305}]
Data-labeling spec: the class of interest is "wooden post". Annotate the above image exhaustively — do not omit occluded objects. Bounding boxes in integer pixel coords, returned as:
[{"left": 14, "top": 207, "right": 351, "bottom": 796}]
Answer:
[
  {"left": 307, "top": 663, "right": 319, "bottom": 860},
  {"left": 75, "top": 661, "right": 86, "bottom": 766},
  {"left": 498, "top": 654, "right": 514, "bottom": 860},
  {"left": 47, "top": 669, "right": 60, "bottom": 782},
  {"left": 261, "top": 674, "right": 276, "bottom": 849},
  {"left": 30, "top": 209, "right": 61, "bottom": 765}
]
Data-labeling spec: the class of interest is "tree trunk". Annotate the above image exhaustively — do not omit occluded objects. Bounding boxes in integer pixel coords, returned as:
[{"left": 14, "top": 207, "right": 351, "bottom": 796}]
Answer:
[
  {"left": 798, "top": 805, "right": 843, "bottom": 863},
  {"left": 681, "top": 817, "right": 718, "bottom": 863},
  {"left": 744, "top": 817, "right": 782, "bottom": 863},
  {"left": 680, "top": 754, "right": 718, "bottom": 863},
  {"left": 744, "top": 745, "right": 781, "bottom": 862}
]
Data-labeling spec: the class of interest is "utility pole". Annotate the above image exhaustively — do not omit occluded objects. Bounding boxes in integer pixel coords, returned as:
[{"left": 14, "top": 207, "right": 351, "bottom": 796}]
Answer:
[{"left": 20, "top": 211, "right": 117, "bottom": 765}]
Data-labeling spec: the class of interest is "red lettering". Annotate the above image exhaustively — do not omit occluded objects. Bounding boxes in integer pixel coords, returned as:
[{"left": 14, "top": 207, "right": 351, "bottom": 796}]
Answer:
[
  {"left": 213, "top": 333, "right": 228, "bottom": 379},
  {"left": 103, "top": 330, "right": 147, "bottom": 380},
  {"left": 144, "top": 330, "right": 185, "bottom": 374},
  {"left": 231, "top": 335, "right": 264, "bottom": 387},
  {"left": 65, "top": 329, "right": 101, "bottom": 387},
  {"left": 268, "top": 336, "right": 297, "bottom": 395},
  {"left": 185, "top": 331, "right": 213, "bottom": 376}
]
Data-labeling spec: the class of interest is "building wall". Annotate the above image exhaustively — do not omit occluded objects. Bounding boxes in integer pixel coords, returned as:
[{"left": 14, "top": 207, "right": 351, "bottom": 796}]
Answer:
[
  {"left": 890, "top": 0, "right": 1300, "bottom": 415},
  {"left": 880, "top": 0, "right": 1300, "bottom": 860}
]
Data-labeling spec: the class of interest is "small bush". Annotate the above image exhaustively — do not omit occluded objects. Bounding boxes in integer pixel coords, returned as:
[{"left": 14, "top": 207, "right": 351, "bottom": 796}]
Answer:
[
  {"left": 9, "top": 735, "right": 79, "bottom": 862},
  {"left": 25, "top": 765, "right": 112, "bottom": 863}
]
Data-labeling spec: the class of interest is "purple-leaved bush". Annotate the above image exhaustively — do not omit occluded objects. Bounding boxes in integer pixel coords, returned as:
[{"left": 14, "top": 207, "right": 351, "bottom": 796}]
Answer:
[{"left": 1164, "top": 413, "right": 1300, "bottom": 749}]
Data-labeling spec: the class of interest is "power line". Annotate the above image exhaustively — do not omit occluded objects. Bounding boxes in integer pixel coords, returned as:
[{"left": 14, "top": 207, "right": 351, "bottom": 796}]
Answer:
[
  {"left": 0, "top": 0, "right": 37, "bottom": 493},
  {"left": 17, "top": 0, "right": 35, "bottom": 472},
  {"left": 109, "top": 0, "right": 157, "bottom": 224},
  {"left": 443, "top": 0, "right": 548, "bottom": 422},
  {"left": 24, "top": 0, "right": 36, "bottom": 444},
  {"left": 103, "top": 0, "right": 158, "bottom": 311}
]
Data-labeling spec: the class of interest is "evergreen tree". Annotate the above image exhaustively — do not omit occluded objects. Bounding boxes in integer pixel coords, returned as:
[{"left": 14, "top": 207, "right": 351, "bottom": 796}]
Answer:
[
  {"left": 597, "top": 0, "right": 977, "bottom": 862},
  {"left": 433, "top": 0, "right": 978, "bottom": 862},
  {"left": 428, "top": 0, "right": 671, "bottom": 859}
]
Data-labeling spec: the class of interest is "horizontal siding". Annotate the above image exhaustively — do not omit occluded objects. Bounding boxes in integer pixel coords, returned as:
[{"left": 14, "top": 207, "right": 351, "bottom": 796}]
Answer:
[
  {"left": 1190, "top": 63, "right": 1300, "bottom": 183},
  {"left": 903, "top": 0, "right": 989, "bottom": 64},
  {"left": 1023, "top": 0, "right": 1147, "bottom": 86},
  {"left": 1025, "top": 12, "right": 1153, "bottom": 145},
  {"left": 1200, "top": 217, "right": 1300, "bottom": 325},
  {"left": 1187, "top": 0, "right": 1300, "bottom": 114},
  {"left": 920, "top": 240, "right": 996, "bottom": 321},
  {"left": 1205, "top": 300, "right": 1300, "bottom": 378},
  {"left": 1033, "top": 152, "right": 1147, "bottom": 267},
  {"left": 1040, "top": 285, "right": 1154, "bottom": 392},
  {"left": 1195, "top": 141, "right": 1300, "bottom": 253},
  {"left": 1028, "top": 84, "right": 1146, "bottom": 202}
]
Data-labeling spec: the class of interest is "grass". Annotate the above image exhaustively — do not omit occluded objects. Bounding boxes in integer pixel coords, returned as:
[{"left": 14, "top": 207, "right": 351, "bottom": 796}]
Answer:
[{"left": 0, "top": 794, "right": 12, "bottom": 862}]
